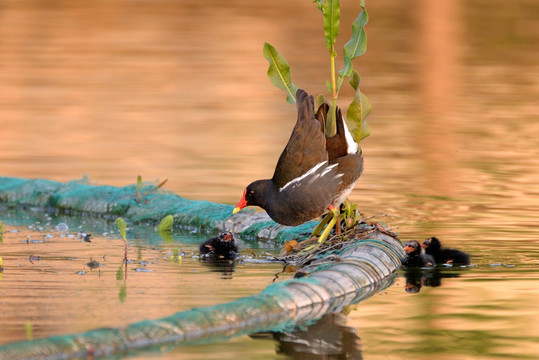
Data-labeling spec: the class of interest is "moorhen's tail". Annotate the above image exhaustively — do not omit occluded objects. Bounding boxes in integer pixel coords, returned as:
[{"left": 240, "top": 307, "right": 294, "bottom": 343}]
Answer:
[
  {"left": 296, "top": 89, "right": 315, "bottom": 125},
  {"left": 316, "top": 103, "right": 359, "bottom": 160}
]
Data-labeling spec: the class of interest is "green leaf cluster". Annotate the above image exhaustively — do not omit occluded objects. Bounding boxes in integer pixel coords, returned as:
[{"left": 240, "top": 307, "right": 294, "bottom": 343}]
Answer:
[
  {"left": 263, "top": 0, "right": 371, "bottom": 143},
  {"left": 340, "top": 199, "right": 362, "bottom": 229}
]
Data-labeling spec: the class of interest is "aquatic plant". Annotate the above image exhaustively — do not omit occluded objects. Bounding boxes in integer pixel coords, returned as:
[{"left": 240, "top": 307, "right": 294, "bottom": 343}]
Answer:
[
  {"left": 341, "top": 199, "right": 361, "bottom": 229},
  {"left": 0, "top": 221, "right": 3, "bottom": 243},
  {"left": 135, "top": 175, "right": 168, "bottom": 204},
  {"left": 115, "top": 217, "right": 127, "bottom": 242},
  {"left": 263, "top": 0, "right": 371, "bottom": 141},
  {"left": 170, "top": 248, "right": 182, "bottom": 264},
  {"left": 115, "top": 217, "right": 129, "bottom": 267},
  {"left": 157, "top": 215, "right": 174, "bottom": 243},
  {"left": 157, "top": 215, "right": 174, "bottom": 232},
  {"left": 25, "top": 323, "right": 33, "bottom": 340}
]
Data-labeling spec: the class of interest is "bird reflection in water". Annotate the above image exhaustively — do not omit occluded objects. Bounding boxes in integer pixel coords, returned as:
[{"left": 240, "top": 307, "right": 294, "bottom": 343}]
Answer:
[
  {"left": 251, "top": 312, "right": 363, "bottom": 360},
  {"left": 403, "top": 267, "right": 462, "bottom": 294}
]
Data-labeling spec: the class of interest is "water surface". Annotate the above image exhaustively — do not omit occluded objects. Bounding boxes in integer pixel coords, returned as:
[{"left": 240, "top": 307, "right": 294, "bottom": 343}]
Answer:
[{"left": 1, "top": 0, "right": 538, "bottom": 358}]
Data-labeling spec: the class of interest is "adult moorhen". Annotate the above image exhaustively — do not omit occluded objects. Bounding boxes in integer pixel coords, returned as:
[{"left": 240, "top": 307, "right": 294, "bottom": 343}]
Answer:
[
  {"left": 233, "top": 89, "right": 364, "bottom": 244},
  {"left": 421, "top": 237, "right": 471, "bottom": 265},
  {"left": 403, "top": 240, "right": 435, "bottom": 267}
]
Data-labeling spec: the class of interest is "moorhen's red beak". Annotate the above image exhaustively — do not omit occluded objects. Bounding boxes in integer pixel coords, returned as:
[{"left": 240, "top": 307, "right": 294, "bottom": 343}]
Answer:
[
  {"left": 232, "top": 189, "right": 247, "bottom": 214},
  {"left": 404, "top": 245, "right": 413, "bottom": 253},
  {"left": 420, "top": 243, "right": 427, "bottom": 249}
]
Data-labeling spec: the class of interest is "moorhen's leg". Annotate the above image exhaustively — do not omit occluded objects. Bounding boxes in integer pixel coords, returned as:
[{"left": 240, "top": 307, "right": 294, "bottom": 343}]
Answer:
[
  {"left": 317, "top": 206, "right": 340, "bottom": 244},
  {"left": 311, "top": 212, "right": 332, "bottom": 237},
  {"left": 304, "top": 205, "right": 340, "bottom": 251}
]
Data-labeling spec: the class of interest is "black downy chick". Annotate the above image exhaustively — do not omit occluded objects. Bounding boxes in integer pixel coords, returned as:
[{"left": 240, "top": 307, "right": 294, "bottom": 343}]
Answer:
[
  {"left": 199, "top": 232, "right": 238, "bottom": 260},
  {"left": 421, "top": 237, "right": 470, "bottom": 265},
  {"left": 403, "top": 240, "right": 435, "bottom": 267}
]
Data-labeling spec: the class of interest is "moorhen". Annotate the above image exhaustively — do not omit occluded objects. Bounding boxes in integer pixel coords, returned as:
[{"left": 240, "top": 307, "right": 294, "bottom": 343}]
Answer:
[
  {"left": 233, "top": 89, "right": 364, "bottom": 245},
  {"left": 421, "top": 237, "right": 471, "bottom": 265},
  {"left": 403, "top": 240, "right": 435, "bottom": 267},
  {"left": 199, "top": 231, "right": 238, "bottom": 260}
]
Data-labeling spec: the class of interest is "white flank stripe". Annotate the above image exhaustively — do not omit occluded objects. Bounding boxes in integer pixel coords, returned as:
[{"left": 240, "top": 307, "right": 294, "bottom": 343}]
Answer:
[{"left": 279, "top": 161, "right": 329, "bottom": 192}]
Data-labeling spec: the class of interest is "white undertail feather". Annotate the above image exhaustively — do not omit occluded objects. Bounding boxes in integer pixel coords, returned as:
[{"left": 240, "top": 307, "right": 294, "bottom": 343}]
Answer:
[{"left": 341, "top": 117, "right": 360, "bottom": 154}]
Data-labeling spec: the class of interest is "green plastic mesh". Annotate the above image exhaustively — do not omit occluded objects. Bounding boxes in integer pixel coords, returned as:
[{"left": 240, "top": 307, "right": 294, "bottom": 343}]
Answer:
[
  {"left": 0, "top": 177, "right": 406, "bottom": 359},
  {"left": 0, "top": 176, "right": 316, "bottom": 242}
]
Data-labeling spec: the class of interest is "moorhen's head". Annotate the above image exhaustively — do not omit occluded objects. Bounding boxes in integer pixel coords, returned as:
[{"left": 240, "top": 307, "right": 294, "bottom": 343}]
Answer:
[
  {"left": 233, "top": 180, "right": 272, "bottom": 214},
  {"left": 421, "top": 237, "right": 441, "bottom": 252},
  {"left": 219, "top": 231, "right": 234, "bottom": 242},
  {"left": 403, "top": 240, "right": 421, "bottom": 256}
]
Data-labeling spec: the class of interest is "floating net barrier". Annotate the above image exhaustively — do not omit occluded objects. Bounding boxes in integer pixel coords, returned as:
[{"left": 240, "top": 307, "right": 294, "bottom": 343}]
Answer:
[
  {"left": 0, "top": 229, "right": 404, "bottom": 360},
  {"left": 0, "top": 176, "right": 319, "bottom": 243},
  {"left": 0, "top": 176, "right": 405, "bottom": 359}
]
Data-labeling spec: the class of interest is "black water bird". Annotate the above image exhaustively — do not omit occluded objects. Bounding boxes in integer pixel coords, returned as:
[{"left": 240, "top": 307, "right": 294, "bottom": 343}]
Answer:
[
  {"left": 421, "top": 237, "right": 471, "bottom": 265},
  {"left": 403, "top": 240, "right": 435, "bottom": 267},
  {"left": 233, "top": 89, "right": 364, "bottom": 244},
  {"left": 199, "top": 232, "right": 238, "bottom": 259}
]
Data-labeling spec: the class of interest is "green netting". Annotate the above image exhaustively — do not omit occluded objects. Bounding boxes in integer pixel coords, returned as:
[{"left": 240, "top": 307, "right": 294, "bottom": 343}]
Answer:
[
  {"left": 0, "top": 176, "right": 316, "bottom": 242},
  {"left": 0, "top": 176, "right": 406, "bottom": 359}
]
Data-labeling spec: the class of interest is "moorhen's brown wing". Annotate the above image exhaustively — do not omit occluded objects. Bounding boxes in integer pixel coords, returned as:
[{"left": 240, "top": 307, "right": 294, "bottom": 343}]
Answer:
[{"left": 271, "top": 89, "right": 328, "bottom": 189}]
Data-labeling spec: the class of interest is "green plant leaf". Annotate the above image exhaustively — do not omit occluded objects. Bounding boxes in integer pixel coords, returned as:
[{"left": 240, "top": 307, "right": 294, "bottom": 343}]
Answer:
[
  {"left": 337, "top": 6, "right": 368, "bottom": 91},
  {"left": 322, "top": 0, "right": 340, "bottom": 55},
  {"left": 313, "top": 0, "right": 324, "bottom": 11},
  {"left": 157, "top": 215, "right": 174, "bottom": 232},
  {"left": 315, "top": 94, "right": 330, "bottom": 109},
  {"left": 115, "top": 217, "right": 127, "bottom": 242},
  {"left": 263, "top": 42, "right": 298, "bottom": 104},
  {"left": 25, "top": 323, "right": 33, "bottom": 340},
  {"left": 346, "top": 70, "right": 372, "bottom": 142}
]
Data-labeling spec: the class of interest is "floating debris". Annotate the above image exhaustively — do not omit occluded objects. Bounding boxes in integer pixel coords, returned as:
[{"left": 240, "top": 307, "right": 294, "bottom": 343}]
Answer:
[
  {"left": 23, "top": 239, "right": 46, "bottom": 244},
  {"left": 134, "top": 267, "right": 153, "bottom": 272},
  {"left": 86, "top": 258, "right": 103, "bottom": 269},
  {"left": 55, "top": 223, "right": 69, "bottom": 232}
]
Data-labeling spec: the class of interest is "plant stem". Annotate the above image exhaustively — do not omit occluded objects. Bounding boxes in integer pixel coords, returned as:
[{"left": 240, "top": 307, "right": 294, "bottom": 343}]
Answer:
[
  {"left": 328, "top": 48, "right": 338, "bottom": 136},
  {"left": 330, "top": 51, "right": 337, "bottom": 99}
]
